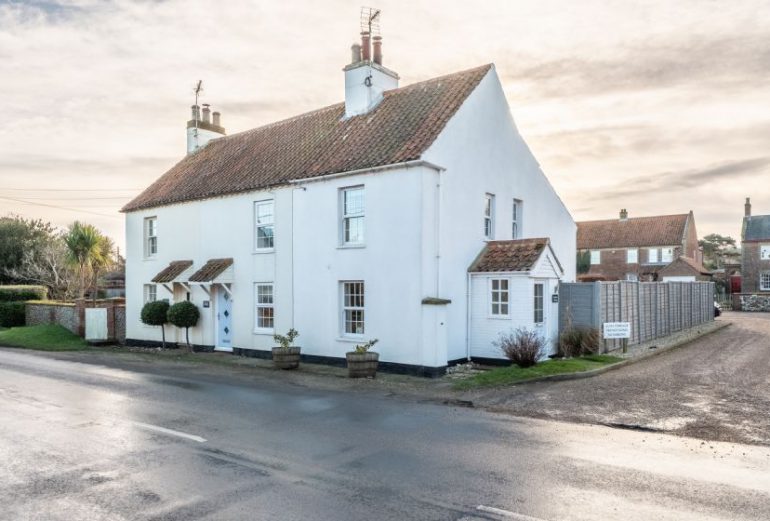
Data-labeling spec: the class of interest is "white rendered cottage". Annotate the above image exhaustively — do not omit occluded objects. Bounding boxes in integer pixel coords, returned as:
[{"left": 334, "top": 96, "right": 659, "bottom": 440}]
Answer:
[{"left": 123, "top": 36, "right": 576, "bottom": 376}]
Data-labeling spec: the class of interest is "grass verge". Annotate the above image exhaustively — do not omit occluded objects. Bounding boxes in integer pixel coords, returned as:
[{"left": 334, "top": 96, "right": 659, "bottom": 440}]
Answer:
[
  {"left": 0, "top": 324, "right": 89, "bottom": 351},
  {"left": 452, "top": 354, "right": 623, "bottom": 390}
]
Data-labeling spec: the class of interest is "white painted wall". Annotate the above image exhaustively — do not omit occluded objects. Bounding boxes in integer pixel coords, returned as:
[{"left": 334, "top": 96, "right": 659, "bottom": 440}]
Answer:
[{"left": 421, "top": 65, "right": 576, "bottom": 362}]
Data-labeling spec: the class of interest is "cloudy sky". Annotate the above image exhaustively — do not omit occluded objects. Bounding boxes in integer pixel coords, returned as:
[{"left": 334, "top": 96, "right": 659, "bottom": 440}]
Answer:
[{"left": 1, "top": 0, "right": 769, "bottom": 250}]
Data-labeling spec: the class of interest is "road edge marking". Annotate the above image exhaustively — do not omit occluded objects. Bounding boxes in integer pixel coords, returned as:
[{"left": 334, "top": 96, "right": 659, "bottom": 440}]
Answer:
[
  {"left": 476, "top": 505, "right": 549, "bottom": 521},
  {"left": 133, "top": 422, "right": 207, "bottom": 443}
]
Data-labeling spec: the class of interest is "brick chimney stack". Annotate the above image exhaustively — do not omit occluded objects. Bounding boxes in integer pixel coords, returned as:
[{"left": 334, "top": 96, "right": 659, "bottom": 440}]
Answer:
[
  {"left": 619, "top": 209, "right": 628, "bottom": 221},
  {"left": 745, "top": 197, "right": 752, "bottom": 217}
]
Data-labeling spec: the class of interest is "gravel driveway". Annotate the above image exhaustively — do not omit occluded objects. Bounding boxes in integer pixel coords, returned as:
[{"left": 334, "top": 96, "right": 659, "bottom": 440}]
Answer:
[{"left": 466, "top": 312, "right": 770, "bottom": 446}]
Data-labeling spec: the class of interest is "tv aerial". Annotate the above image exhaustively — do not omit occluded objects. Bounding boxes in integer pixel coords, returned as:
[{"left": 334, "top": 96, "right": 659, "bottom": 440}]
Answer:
[{"left": 360, "top": 6, "right": 381, "bottom": 36}]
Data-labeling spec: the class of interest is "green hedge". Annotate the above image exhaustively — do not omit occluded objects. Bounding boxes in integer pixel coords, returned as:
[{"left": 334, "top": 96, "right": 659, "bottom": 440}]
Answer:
[
  {"left": 0, "top": 285, "right": 47, "bottom": 302},
  {"left": 0, "top": 302, "right": 26, "bottom": 327}
]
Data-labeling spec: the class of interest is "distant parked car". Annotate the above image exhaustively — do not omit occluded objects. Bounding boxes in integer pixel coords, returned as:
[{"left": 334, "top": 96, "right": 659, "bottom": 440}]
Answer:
[{"left": 714, "top": 302, "right": 722, "bottom": 317}]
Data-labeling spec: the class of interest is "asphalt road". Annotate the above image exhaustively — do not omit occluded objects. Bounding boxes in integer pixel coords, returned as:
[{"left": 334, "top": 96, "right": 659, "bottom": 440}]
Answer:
[
  {"left": 1, "top": 348, "right": 769, "bottom": 521},
  {"left": 467, "top": 313, "right": 770, "bottom": 446}
]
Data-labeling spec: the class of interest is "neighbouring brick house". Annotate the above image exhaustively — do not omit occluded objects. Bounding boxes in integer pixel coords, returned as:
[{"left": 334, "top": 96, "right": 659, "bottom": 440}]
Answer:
[
  {"left": 577, "top": 209, "right": 706, "bottom": 281},
  {"left": 740, "top": 198, "right": 770, "bottom": 294}
]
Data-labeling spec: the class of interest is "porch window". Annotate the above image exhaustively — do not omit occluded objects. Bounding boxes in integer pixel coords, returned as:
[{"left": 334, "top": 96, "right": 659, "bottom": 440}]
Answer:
[
  {"left": 143, "top": 284, "right": 157, "bottom": 303},
  {"left": 255, "top": 200, "right": 274, "bottom": 249},
  {"left": 627, "top": 248, "right": 638, "bottom": 263},
  {"left": 144, "top": 217, "right": 157, "bottom": 257},
  {"left": 534, "top": 283, "right": 544, "bottom": 324},
  {"left": 255, "top": 283, "right": 274, "bottom": 331},
  {"left": 342, "top": 281, "right": 365, "bottom": 335},
  {"left": 490, "top": 279, "right": 509, "bottom": 316},
  {"left": 590, "top": 250, "right": 600, "bottom": 265},
  {"left": 484, "top": 194, "right": 495, "bottom": 239},
  {"left": 341, "top": 187, "right": 365, "bottom": 245},
  {"left": 761, "top": 272, "right": 770, "bottom": 291},
  {"left": 761, "top": 245, "right": 770, "bottom": 260},
  {"left": 512, "top": 199, "right": 523, "bottom": 239}
]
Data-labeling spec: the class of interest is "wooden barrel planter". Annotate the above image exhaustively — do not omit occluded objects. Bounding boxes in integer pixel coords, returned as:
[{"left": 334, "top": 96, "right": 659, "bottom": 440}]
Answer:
[
  {"left": 346, "top": 351, "right": 379, "bottom": 378},
  {"left": 272, "top": 347, "right": 301, "bottom": 370}
]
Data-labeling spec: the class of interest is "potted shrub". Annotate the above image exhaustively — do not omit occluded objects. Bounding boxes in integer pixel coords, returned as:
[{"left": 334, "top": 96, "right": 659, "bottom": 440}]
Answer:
[
  {"left": 346, "top": 339, "right": 379, "bottom": 378},
  {"left": 167, "top": 301, "right": 200, "bottom": 352},
  {"left": 272, "top": 328, "right": 301, "bottom": 369},
  {"left": 140, "top": 300, "right": 170, "bottom": 348}
]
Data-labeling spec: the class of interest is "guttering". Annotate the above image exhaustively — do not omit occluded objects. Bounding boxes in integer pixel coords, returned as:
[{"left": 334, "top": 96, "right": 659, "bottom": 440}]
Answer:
[{"left": 289, "top": 159, "right": 446, "bottom": 185}]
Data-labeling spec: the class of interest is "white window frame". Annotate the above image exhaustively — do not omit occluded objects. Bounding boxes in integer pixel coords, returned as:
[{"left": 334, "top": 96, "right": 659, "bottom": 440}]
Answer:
[
  {"left": 590, "top": 250, "right": 600, "bottom": 265},
  {"left": 341, "top": 281, "right": 365, "bottom": 336},
  {"left": 760, "top": 272, "right": 770, "bottom": 291},
  {"left": 489, "top": 278, "right": 510, "bottom": 317},
  {"left": 484, "top": 194, "right": 495, "bottom": 239},
  {"left": 254, "top": 200, "right": 275, "bottom": 251},
  {"left": 254, "top": 283, "right": 274, "bottom": 333},
  {"left": 761, "top": 244, "right": 770, "bottom": 260},
  {"left": 533, "top": 283, "right": 544, "bottom": 325},
  {"left": 144, "top": 217, "right": 157, "bottom": 258},
  {"left": 661, "top": 247, "right": 674, "bottom": 263},
  {"left": 647, "top": 248, "right": 659, "bottom": 264},
  {"left": 512, "top": 199, "right": 523, "bottom": 239},
  {"left": 340, "top": 186, "right": 365, "bottom": 246},
  {"left": 627, "top": 248, "right": 638, "bottom": 264},
  {"left": 143, "top": 284, "right": 157, "bottom": 304}
]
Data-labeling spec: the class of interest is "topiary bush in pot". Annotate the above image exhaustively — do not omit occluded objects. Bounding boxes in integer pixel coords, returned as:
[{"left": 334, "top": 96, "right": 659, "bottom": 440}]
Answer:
[{"left": 167, "top": 301, "right": 200, "bottom": 352}]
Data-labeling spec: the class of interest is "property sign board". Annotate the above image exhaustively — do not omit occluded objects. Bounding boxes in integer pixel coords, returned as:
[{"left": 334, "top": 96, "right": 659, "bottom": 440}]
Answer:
[{"left": 603, "top": 322, "right": 631, "bottom": 339}]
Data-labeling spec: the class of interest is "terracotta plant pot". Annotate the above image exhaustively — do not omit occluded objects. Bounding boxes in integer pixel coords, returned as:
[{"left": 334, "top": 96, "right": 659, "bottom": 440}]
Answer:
[
  {"left": 346, "top": 351, "right": 379, "bottom": 378},
  {"left": 272, "top": 346, "right": 301, "bottom": 370}
]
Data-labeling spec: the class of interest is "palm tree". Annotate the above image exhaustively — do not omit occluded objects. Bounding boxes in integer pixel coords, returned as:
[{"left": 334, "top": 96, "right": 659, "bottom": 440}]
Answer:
[
  {"left": 63, "top": 222, "right": 103, "bottom": 299},
  {"left": 89, "top": 235, "right": 115, "bottom": 304}
]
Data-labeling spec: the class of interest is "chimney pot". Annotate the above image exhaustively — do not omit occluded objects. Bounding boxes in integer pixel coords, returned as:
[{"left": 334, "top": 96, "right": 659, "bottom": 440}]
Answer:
[
  {"left": 620, "top": 208, "right": 628, "bottom": 220},
  {"left": 372, "top": 36, "right": 382, "bottom": 65},
  {"left": 745, "top": 197, "right": 752, "bottom": 217},
  {"left": 212, "top": 111, "right": 221, "bottom": 127},
  {"left": 190, "top": 104, "right": 200, "bottom": 121},
  {"left": 351, "top": 43, "right": 362, "bottom": 64},
  {"left": 361, "top": 31, "right": 371, "bottom": 61},
  {"left": 202, "top": 104, "right": 211, "bottom": 124}
]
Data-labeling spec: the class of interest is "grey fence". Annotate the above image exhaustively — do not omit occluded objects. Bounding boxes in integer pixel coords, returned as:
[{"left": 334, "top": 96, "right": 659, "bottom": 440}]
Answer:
[{"left": 559, "top": 281, "right": 715, "bottom": 350}]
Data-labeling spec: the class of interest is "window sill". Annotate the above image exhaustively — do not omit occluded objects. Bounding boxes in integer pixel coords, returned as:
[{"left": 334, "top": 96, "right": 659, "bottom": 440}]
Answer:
[
  {"left": 142, "top": 257, "right": 158, "bottom": 262},
  {"left": 252, "top": 249, "right": 275, "bottom": 255},
  {"left": 488, "top": 315, "right": 512, "bottom": 320},
  {"left": 336, "top": 336, "right": 365, "bottom": 343},
  {"left": 253, "top": 329, "right": 275, "bottom": 335},
  {"left": 337, "top": 244, "right": 366, "bottom": 250}
]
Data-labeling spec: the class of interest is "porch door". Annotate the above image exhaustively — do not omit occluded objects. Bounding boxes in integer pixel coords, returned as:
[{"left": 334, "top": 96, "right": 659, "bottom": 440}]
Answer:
[{"left": 216, "top": 288, "right": 233, "bottom": 352}]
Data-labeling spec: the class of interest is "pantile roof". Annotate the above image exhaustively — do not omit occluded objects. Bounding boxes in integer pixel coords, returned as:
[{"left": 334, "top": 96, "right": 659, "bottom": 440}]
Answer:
[
  {"left": 123, "top": 64, "right": 493, "bottom": 212},
  {"left": 468, "top": 238, "right": 554, "bottom": 273},
  {"left": 743, "top": 215, "right": 770, "bottom": 241},
  {"left": 188, "top": 258, "right": 233, "bottom": 283},
  {"left": 151, "top": 260, "right": 193, "bottom": 283},
  {"left": 577, "top": 214, "right": 689, "bottom": 250}
]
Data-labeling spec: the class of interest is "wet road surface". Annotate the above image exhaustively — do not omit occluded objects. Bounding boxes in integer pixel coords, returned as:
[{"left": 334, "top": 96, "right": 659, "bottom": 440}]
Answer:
[
  {"left": 1, "top": 348, "right": 769, "bottom": 520},
  {"left": 467, "top": 313, "right": 770, "bottom": 446}
]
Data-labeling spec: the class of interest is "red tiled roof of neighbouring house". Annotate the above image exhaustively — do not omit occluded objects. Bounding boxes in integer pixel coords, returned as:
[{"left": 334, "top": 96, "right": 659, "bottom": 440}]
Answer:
[
  {"left": 122, "top": 64, "right": 493, "bottom": 212},
  {"left": 151, "top": 260, "right": 193, "bottom": 283},
  {"left": 469, "top": 238, "right": 559, "bottom": 273},
  {"left": 674, "top": 255, "right": 711, "bottom": 275},
  {"left": 576, "top": 214, "right": 689, "bottom": 250},
  {"left": 188, "top": 258, "right": 233, "bottom": 282}
]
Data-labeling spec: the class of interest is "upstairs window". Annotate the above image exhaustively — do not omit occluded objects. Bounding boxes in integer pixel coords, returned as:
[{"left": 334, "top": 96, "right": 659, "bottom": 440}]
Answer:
[
  {"left": 144, "top": 217, "right": 157, "bottom": 257},
  {"left": 490, "top": 279, "right": 510, "bottom": 316},
  {"left": 512, "top": 199, "right": 523, "bottom": 239},
  {"left": 627, "top": 248, "right": 638, "bottom": 264},
  {"left": 342, "top": 281, "right": 365, "bottom": 335},
  {"left": 255, "top": 200, "right": 275, "bottom": 249},
  {"left": 342, "top": 187, "right": 365, "bottom": 245},
  {"left": 534, "top": 283, "right": 544, "bottom": 324},
  {"left": 661, "top": 247, "right": 674, "bottom": 263},
  {"left": 761, "top": 245, "right": 770, "bottom": 260},
  {"left": 647, "top": 248, "right": 659, "bottom": 264},
  {"left": 255, "top": 283, "right": 274, "bottom": 331},
  {"left": 590, "top": 250, "right": 601, "bottom": 265},
  {"left": 484, "top": 194, "right": 495, "bottom": 239}
]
